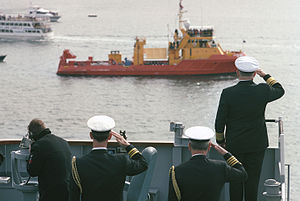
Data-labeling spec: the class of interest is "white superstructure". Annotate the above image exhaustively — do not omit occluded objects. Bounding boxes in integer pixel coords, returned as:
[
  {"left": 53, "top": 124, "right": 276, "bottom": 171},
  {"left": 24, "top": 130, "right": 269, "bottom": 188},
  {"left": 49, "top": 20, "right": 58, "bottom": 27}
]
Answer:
[
  {"left": 28, "top": 6, "right": 61, "bottom": 22},
  {"left": 0, "top": 14, "right": 52, "bottom": 40}
]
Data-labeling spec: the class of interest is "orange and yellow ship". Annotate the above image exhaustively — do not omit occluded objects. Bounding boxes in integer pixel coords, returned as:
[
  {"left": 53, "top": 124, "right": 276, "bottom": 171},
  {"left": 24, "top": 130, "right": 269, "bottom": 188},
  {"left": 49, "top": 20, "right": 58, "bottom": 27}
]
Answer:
[{"left": 57, "top": 1, "right": 245, "bottom": 76}]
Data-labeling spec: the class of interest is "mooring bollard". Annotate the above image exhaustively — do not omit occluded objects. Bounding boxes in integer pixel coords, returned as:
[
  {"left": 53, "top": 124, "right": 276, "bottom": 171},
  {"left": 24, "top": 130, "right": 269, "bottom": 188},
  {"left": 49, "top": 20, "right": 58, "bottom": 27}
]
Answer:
[{"left": 263, "top": 179, "right": 281, "bottom": 201}]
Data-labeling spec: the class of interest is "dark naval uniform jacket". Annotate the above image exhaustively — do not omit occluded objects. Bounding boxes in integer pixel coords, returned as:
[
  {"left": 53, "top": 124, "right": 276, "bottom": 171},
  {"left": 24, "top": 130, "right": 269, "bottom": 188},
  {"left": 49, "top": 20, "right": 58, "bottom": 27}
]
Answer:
[
  {"left": 27, "top": 129, "right": 72, "bottom": 201},
  {"left": 215, "top": 74, "right": 285, "bottom": 153},
  {"left": 168, "top": 153, "right": 247, "bottom": 201},
  {"left": 70, "top": 145, "right": 148, "bottom": 201}
]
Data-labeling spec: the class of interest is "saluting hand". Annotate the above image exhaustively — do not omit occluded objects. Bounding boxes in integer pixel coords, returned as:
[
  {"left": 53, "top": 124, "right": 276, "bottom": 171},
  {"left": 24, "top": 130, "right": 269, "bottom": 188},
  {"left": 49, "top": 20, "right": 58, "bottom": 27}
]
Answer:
[
  {"left": 256, "top": 68, "right": 266, "bottom": 78},
  {"left": 212, "top": 143, "right": 228, "bottom": 156},
  {"left": 111, "top": 130, "right": 130, "bottom": 147}
]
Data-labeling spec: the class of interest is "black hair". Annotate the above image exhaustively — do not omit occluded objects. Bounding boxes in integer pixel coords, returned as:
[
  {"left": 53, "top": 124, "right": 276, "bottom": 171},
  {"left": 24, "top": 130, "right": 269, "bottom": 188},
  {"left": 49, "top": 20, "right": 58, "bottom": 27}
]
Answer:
[
  {"left": 189, "top": 140, "right": 210, "bottom": 150},
  {"left": 28, "top": 119, "right": 46, "bottom": 140},
  {"left": 238, "top": 70, "right": 255, "bottom": 77},
  {"left": 91, "top": 130, "right": 110, "bottom": 142}
]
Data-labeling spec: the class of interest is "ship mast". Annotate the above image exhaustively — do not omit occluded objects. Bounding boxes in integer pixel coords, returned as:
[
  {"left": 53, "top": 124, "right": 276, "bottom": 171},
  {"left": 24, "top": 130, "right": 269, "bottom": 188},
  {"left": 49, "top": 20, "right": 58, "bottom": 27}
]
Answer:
[{"left": 178, "top": 0, "right": 184, "bottom": 30}]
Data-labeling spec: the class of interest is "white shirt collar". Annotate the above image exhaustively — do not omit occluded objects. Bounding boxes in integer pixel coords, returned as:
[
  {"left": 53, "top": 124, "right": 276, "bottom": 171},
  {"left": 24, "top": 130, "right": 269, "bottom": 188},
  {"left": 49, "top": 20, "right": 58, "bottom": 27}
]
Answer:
[
  {"left": 92, "top": 147, "right": 107, "bottom": 150},
  {"left": 192, "top": 153, "right": 206, "bottom": 157}
]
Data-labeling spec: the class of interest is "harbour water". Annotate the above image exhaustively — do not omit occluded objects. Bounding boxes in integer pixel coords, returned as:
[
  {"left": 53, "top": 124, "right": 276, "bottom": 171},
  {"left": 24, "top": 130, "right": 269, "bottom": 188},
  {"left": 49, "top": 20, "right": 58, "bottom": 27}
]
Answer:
[{"left": 0, "top": 0, "right": 299, "bottom": 199}]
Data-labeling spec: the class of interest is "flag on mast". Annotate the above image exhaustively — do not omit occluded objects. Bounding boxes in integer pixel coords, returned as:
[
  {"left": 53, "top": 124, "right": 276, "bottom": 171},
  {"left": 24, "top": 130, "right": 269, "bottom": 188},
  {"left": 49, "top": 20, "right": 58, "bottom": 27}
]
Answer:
[{"left": 179, "top": 0, "right": 184, "bottom": 10}]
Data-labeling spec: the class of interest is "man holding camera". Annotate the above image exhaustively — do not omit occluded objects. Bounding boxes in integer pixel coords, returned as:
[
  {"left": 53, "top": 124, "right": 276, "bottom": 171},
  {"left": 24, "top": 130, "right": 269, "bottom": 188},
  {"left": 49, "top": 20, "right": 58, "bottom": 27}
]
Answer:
[{"left": 27, "top": 118, "right": 72, "bottom": 201}]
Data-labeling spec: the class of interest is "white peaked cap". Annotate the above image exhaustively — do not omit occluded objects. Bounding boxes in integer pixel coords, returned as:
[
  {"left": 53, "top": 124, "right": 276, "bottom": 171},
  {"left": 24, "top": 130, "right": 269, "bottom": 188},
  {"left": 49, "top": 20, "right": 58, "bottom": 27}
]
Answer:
[
  {"left": 184, "top": 126, "right": 215, "bottom": 141},
  {"left": 87, "top": 115, "right": 115, "bottom": 132},
  {"left": 235, "top": 56, "right": 259, "bottom": 72}
]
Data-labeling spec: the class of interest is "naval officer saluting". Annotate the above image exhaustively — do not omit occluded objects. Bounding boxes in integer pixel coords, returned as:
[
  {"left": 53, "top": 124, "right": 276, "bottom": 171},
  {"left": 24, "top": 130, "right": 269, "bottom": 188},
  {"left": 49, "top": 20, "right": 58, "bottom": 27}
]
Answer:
[
  {"left": 215, "top": 56, "right": 285, "bottom": 201},
  {"left": 69, "top": 115, "right": 148, "bottom": 201},
  {"left": 168, "top": 126, "right": 247, "bottom": 201}
]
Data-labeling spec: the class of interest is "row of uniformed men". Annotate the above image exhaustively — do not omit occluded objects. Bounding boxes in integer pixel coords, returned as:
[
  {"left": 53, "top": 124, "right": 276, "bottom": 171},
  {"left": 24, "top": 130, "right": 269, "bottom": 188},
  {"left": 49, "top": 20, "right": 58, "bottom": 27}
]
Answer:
[{"left": 26, "top": 55, "right": 285, "bottom": 201}]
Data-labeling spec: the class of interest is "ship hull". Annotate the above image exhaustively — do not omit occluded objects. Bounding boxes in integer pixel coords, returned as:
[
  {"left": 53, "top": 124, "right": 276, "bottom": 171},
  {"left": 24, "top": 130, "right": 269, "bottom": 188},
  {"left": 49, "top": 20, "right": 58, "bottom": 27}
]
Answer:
[
  {"left": 57, "top": 55, "right": 238, "bottom": 76},
  {"left": 0, "top": 32, "right": 52, "bottom": 40},
  {"left": 0, "top": 55, "right": 6, "bottom": 62}
]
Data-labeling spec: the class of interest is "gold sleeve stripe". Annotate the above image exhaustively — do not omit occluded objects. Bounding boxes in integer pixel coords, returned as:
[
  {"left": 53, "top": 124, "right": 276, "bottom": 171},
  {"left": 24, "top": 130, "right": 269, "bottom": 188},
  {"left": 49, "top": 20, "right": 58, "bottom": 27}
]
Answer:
[
  {"left": 128, "top": 148, "right": 139, "bottom": 158},
  {"left": 216, "top": 132, "right": 225, "bottom": 141},
  {"left": 227, "top": 157, "right": 238, "bottom": 166},
  {"left": 71, "top": 156, "right": 82, "bottom": 194},
  {"left": 170, "top": 166, "right": 181, "bottom": 201},
  {"left": 226, "top": 156, "right": 240, "bottom": 166},
  {"left": 129, "top": 150, "right": 139, "bottom": 158},
  {"left": 227, "top": 157, "right": 235, "bottom": 165},
  {"left": 266, "top": 77, "right": 277, "bottom": 86},
  {"left": 128, "top": 148, "right": 137, "bottom": 156}
]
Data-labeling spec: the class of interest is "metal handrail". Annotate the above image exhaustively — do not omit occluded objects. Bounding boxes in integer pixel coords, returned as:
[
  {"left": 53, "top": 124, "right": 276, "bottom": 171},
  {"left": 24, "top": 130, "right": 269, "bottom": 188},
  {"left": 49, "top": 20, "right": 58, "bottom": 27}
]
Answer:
[{"left": 265, "top": 118, "right": 290, "bottom": 201}]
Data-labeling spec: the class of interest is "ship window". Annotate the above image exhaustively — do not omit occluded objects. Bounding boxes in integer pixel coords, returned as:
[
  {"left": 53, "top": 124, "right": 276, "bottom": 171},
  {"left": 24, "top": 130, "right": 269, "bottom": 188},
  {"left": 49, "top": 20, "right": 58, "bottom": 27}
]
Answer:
[
  {"left": 14, "top": 23, "right": 18, "bottom": 26},
  {"left": 37, "top": 30, "right": 40, "bottom": 33},
  {"left": 19, "top": 23, "right": 22, "bottom": 26},
  {"left": 5, "top": 30, "right": 9, "bottom": 32},
  {"left": 9, "top": 23, "right": 13, "bottom": 26},
  {"left": 10, "top": 30, "right": 13, "bottom": 32},
  {"left": 1, "top": 22, "right": 4, "bottom": 25},
  {"left": 5, "top": 23, "right": 9, "bottom": 25},
  {"left": 28, "top": 30, "right": 32, "bottom": 33}
]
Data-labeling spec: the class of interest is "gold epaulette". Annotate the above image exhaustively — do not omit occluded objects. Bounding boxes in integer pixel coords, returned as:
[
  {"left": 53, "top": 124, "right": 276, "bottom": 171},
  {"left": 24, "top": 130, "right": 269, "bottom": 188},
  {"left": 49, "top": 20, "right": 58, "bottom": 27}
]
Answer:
[
  {"left": 71, "top": 156, "right": 82, "bottom": 194},
  {"left": 216, "top": 132, "right": 225, "bottom": 142},
  {"left": 266, "top": 77, "right": 277, "bottom": 86},
  {"left": 128, "top": 147, "right": 139, "bottom": 158},
  {"left": 169, "top": 166, "right": 181, "bottom": 201},
  {"left": 226, "top": 155, "right": 241, "bottom": 167}
]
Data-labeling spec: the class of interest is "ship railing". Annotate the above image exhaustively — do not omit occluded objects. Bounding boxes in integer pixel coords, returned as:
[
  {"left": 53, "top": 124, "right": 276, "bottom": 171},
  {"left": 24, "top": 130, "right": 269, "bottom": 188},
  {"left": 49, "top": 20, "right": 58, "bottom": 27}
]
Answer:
[
  {"left": 0, "top": 15, "right": 42, "bottom": 22},
  {"left": 265, "top": 117, "right": 290, "bottom": 201}
]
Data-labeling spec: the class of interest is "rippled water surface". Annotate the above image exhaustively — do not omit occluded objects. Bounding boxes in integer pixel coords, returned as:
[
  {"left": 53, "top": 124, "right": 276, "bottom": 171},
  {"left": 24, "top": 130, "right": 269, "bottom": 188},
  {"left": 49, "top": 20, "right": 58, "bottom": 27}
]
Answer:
[{"left": 0, "top": 0, "right": 299, "bottom": 199}]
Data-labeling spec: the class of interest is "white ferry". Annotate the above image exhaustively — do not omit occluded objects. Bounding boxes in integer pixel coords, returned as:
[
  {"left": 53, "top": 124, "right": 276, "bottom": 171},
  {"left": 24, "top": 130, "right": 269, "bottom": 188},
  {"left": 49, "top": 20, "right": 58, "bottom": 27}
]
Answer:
[
  {"left": 28, "top": 6, "right": 61, "bottom": 22},
  {"left": 0, "top": 14, "right": 52, "bottom": 40}
]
